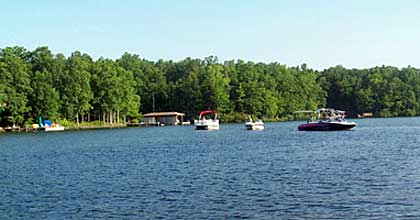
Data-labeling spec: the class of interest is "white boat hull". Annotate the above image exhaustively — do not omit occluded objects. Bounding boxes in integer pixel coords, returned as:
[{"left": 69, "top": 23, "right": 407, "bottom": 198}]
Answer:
[
  {"left": 44, "top": 126, "right": 65, "bottom": 132},
  {"left": 194, "top": 120, "right": 219, "bottom": 130},
  {"left": 245, "top": 122, "right": 264, "bottom": 131}
]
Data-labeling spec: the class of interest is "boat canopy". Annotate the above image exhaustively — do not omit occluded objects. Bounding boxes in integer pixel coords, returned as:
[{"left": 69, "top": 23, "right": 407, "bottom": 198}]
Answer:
[
  {"left": 317, "top": 108, "right": 345, "bottom": 113},
  {"left": 317, "top": 108, "right": 346, "bottom": 115},
  {"left": 294, "top": 109, "right": 346, "bottom": 114},
  {"left": 295, "top": 108, "right": 348, "bottom": 120},
  {"left": 44, "top": 120, "right": 52, "bottom": 126},
  {"left": 199, "top": 110, "right": 217, "bottom": 116}
]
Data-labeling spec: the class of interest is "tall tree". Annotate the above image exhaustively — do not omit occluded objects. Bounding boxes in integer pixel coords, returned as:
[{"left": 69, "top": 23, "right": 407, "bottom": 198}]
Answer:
[
  {"left": 142, "top": 60, "right": 167, "bottom": 113},
  {"left": 0, "top": 47, "right": 32, "bottom": 125},
  {"left": 116, "top": 52, "right": 143, "bottom": 115},
  {"left": 27, "top": 46, "right": 60, "bottom": 121},
  {"left": 92, "top": 59, "right": 140, "bottom": 123},
  {"left": 30, "top": 70, "right": 60, "bottom": 119},
  {"left": 199, "top": 63, "right": 231, "bottom": 113},
  {"left": 59, "top": 51, "right": 93, "bottom": 124}
]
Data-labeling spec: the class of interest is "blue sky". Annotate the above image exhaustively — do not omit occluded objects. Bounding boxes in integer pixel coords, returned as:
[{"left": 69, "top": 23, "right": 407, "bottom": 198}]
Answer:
[{"left": 1, "top": 0, "right": 420, "bottom": 70}]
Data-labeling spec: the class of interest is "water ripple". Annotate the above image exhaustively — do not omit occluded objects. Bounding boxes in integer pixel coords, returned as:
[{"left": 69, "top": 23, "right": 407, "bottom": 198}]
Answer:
[{"left": 2, "top": 118, "right": 420, "bottom": 219}]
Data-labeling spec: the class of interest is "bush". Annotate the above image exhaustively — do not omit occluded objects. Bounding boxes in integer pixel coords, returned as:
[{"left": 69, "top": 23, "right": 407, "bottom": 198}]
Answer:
[{"left": 219, "top": 112, "right": 248, "bottom": 123}]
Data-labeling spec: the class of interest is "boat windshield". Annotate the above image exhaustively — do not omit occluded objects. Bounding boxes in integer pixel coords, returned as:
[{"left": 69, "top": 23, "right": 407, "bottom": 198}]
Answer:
[
  {"left": 317, "top": 108, "right": 346, "bottom": 121},
  {"left": 295, "top": 108, "right": 347, "bottom": 122}
]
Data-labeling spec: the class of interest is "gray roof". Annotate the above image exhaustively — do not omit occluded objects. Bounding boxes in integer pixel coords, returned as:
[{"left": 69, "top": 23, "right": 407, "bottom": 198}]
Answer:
[{"left": 143, "top": 112, "right": 185, "bottom": 117}]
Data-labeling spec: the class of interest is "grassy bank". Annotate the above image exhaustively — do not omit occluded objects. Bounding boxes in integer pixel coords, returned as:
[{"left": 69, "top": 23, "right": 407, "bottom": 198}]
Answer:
[{"left": 59, "top": 120, "right": 127, "bottom": 130}]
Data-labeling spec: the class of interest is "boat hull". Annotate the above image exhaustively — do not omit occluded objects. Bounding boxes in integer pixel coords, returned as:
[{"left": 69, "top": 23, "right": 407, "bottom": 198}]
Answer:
[
  {"left": 298, "top": 122, "right": 356, "bottom": 131},
  {"left": 194, "top": 118, "right": 219, "bottom": 131},
  {"left": 245, "top": 123, "right": 264, "bottom": 131},
  {"left": 44, "top": 126, "right": 65, "bottom": 132},
  {"left": 195, "top": 124, "right": 219, "bottom": 130}
]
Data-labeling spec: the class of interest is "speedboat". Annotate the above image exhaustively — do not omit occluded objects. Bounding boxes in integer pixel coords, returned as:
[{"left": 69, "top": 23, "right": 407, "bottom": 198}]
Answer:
[
  {"left": 296, "top": 108, "right": 357, "bottom": 131},
  {"left": 245, "top": 115, "right": 264, "bottom": 131},
  {"left": 194, "top": 110, "right": 219, "bottom": 130}
]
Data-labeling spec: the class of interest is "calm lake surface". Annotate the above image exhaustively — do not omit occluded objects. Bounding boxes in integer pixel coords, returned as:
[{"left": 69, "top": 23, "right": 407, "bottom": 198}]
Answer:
[{"left": 2, "top": 117, "right": 420, "bottom": 219}]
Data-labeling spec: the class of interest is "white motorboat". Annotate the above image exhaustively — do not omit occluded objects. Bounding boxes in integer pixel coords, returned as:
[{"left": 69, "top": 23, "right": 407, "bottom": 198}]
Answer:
[
  {"left": 245, "top": 115, "right": 264, "bottom": 131},
  {"left": 194, "top": 110, "right": 219, "bottom": 130}
]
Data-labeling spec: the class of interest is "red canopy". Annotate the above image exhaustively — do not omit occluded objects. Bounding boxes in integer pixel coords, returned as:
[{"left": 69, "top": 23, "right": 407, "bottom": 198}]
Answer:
[{"left": 199, "top": 110, "right": 217, "bottom": 116}]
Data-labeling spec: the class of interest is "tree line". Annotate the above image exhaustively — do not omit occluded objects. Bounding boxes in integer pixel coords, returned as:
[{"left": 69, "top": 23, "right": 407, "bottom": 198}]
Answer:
[{"left": 1, "top": 46, "right": 419, "bottom": 127}]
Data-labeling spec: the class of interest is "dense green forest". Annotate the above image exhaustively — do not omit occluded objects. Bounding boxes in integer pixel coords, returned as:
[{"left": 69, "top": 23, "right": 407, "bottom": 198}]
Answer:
[{"left": 1, "top": 46, "right": 420, "bottom": 127}]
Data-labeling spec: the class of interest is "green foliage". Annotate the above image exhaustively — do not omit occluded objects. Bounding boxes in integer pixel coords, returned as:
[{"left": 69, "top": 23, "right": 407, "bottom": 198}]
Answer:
[
  {"left": 2, "top": 45, "right": 420, "bottom": 127},
  {"left": 322, "top": 65, "right": 420, "bottom": 117},
  {"left": 92, "top": 58, "right": 141, "bottom": 122},
  {"left": 0, "top": 47, "right": 32, "bottom": 125},
  {"left": 58, "top": 119, "right": 123, "bottom": 129},
  {"left": 92, "top": 59, "right": 120, "bottom": 112},
  {"left": 219, "top": 112, "right": 248, "bottom": 123},
  {"left": 59, "top": 51, "right": 93, "bottom": 120},
  {"left": 0, "top": 84, "right": 5, "bottom": 114},
  {"left": 199, "top": 64, "right": 231, "bottom": 113},
  {"left": 30, "top": 70, "right": 60, "bottom": 119}
]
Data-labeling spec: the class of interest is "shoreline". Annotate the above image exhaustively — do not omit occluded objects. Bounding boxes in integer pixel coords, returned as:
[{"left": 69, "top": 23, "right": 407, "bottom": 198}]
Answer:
[
  {"left": 0, "top": 116, "right": 408, "bottom": 133},
  {"left": 65, "top": 124, "right": 128, "bottom": 131},
  {"left": 0, "top": 123, "right": 129, "bottom": 133}
]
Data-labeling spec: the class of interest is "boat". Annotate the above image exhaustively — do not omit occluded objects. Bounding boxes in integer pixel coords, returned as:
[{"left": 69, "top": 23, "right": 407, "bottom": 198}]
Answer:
[
  {"left": 357, "top": 112, "right": 373, "bottom": 118},
  {"left": 296, "top": 108, "right": 357, "bottom": 131},
  {"left": 1, "top": 122, "right": 19, "bottom": 132},
  {"left": 245, "top": 115, "right": 264, "bottom": 130},
  {"left": 35, "top": 118, "right": 65, "bottom": 132},
  {"left": 194, "top": 110, "right": 219, "bottom": 130},
  {"left": 181, "top": 121, "right": 191, "bottom": 126},
  {"left": 44, "top": 124, "right": 65, "bottom": 131}
]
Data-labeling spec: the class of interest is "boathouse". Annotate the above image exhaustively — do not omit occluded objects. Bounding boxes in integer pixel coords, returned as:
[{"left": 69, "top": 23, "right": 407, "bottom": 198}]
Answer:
[{"left": 142, "top": 112, "right": 185, "bottom": 126}]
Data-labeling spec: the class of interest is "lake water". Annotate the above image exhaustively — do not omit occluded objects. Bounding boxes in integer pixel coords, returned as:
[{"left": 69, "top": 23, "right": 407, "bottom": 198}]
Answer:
[{"left": 2, "top": 117, "right": 420, "bottom": 219}]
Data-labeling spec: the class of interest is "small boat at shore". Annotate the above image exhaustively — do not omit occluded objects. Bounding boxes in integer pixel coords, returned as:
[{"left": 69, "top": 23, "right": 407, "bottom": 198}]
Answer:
[
  {"left": 245, "top": 115, "right": 264, "bottom": 131},
  {"left": 44, "top": 125, "right": 65, "bottom": 131},
  {"left": 33, "top": 118, "right": 65, "bottom": 132},
  {"left": 296, "top": 108, "right": 357, "bottom": 131},
  {"left": 194, "top": 110, "right": 219, "bottom": 130}
]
